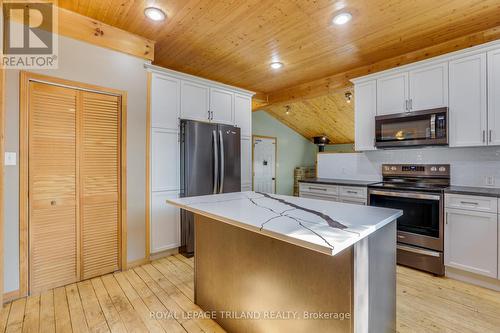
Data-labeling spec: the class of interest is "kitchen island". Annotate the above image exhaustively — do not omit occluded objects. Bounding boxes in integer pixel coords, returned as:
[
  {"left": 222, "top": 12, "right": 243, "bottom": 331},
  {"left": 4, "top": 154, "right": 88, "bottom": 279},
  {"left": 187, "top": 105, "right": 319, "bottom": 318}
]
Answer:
[{"left": 167, "top": 192, "right": 402, "bottom": 333}]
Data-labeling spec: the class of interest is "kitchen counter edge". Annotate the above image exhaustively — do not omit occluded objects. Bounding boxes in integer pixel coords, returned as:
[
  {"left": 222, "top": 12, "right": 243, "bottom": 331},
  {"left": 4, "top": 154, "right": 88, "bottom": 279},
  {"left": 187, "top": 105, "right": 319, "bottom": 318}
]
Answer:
[{"left": 298, "top": 178, "right": 379, "bottom": 187}]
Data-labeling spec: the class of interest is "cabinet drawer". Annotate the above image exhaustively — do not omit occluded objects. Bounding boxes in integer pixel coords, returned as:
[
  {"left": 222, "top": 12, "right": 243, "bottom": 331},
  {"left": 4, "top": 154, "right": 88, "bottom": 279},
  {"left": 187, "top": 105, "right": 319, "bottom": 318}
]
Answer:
[
  {"left": 300, "top": 192, "right": 339, "bottom": 202},
  {"left": 340, "top": 198, "right": 367, "bottom": 205},
  {"left": 340, "top": 186, "right": 367, "bottom": 199},
  {"left": 299, "top": 183, "right": 339, "bottom": 196},
  {"left": 445, "top": 194, "right": 498, "bottom": 213}
]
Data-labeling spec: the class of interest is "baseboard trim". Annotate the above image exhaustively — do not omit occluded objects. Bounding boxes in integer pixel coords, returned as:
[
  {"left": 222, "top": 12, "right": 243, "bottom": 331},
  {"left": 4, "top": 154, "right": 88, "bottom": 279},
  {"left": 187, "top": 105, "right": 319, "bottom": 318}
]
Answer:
[
  {"left": 150, "top": 248, "right": 179, "bottom": 261},
  {"left": 126, "top": 258, "right": 150, "bottom": 269},
  {"left": 446, "top": 267, "right": 500, "bottom": 291},
  {"left": 3, "top": 289, "right": 21, "bottom": 303}
]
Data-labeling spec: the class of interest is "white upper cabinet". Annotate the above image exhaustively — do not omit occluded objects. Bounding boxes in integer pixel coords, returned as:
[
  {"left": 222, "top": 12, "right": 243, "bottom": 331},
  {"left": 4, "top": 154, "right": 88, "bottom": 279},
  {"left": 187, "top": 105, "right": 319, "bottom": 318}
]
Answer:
[
  {"left": 181, "top": 80, "right": 210, "bottom": 122},
  {"left": 152, "top": 129, "right": 180, "bottom": 192},
  {"left": 234, "top": 93, "right": 252, "bottom": 137},
  {"left": 376, "top": 72, "right": 408, "bottom": 115},
  {"left": 409, "top": 63, "right": 448, "bottom": 111},
  {"left": 151, "top": 74, "right": 180, "bottom": 130},
  {"left": 354, "top": 80, "right": 377, "bottom": 151},
  {"left": 449, "top": 53, "right": 487, "bottom": 147},
  {"left": 210, "top": 87, "right": 234, "bottom": 124},
  {"left": 377, "top": 64, "right": 448, "bottom": 116},
  {"left": 488, "top": 48, "right": 500, "bottom": 146}
]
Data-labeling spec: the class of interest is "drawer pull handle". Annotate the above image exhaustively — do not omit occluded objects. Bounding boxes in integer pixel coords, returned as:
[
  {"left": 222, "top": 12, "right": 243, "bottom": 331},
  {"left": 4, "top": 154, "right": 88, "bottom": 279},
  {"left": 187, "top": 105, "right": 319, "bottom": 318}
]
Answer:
[
  {"left": 309, "top": 187, "right": 327, "bottom": 191},
  {"left": 346, "top": 190, "right": 358, "bottom": 194},
  {"left": 460, "top": 201, "right": 479, "bottom": 206}
]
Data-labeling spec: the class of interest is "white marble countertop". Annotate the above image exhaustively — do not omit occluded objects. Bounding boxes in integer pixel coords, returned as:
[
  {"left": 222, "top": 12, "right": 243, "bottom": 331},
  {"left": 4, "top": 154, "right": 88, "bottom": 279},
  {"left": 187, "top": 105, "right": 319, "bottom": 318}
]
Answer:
[{"left": 167, "top": 191, "right": 403, "bottom": 256}]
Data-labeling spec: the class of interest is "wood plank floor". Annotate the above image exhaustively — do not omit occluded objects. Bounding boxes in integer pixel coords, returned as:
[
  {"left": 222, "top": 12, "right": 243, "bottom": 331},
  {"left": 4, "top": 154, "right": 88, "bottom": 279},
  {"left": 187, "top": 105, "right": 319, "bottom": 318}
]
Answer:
[{"left": 1, "top": 255, "right": 499, "bottom": 332}]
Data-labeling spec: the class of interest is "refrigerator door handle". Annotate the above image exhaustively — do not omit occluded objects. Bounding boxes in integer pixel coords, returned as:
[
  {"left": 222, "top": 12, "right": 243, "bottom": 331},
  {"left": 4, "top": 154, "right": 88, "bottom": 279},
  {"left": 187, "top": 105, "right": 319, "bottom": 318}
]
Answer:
[
  {"left": 219, "top": 130, "right": 225, "bottom": 193},
  {"left": 213, "top": 130, "right": 219, "bottom": 194}
]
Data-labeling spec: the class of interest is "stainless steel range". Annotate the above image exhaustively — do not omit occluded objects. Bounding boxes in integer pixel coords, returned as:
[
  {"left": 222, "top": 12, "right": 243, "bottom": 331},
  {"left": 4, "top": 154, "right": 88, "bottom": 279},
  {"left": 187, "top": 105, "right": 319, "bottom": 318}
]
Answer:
[{"left": 368, "top": 164, "right": 450, "bottom": 275}]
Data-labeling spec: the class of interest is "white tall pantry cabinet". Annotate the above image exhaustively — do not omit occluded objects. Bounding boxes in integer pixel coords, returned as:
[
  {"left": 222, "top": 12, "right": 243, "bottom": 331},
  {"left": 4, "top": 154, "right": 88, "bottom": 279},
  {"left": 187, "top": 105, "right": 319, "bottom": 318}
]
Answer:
[{"left": 147, "top": 65, "right": 254, "bottom": 254}]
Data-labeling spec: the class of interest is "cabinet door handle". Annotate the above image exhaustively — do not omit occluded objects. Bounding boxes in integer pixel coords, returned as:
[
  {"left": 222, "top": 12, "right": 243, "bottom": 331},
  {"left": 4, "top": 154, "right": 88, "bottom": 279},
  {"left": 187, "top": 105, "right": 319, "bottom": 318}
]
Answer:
[
  {"left": 208, "top": 110, "right": 211, "bottom": 120},
  {"left": 409, "top": 98, "right": 413, "bottom": 110},
  {"left": 405, "top": 100, "right": 408, "bottom": 111},
  {"left": 460, "top": 201, "right": 479, "bottom": 206},
  {"left": 309, "top": 187, "right": 327, "bottom": 191},
  {"left": 489, "top": 130, "right": 492, "bottom": 143},
  {"left": 483, "top": 130, "right": 486, "bottom": 143}
]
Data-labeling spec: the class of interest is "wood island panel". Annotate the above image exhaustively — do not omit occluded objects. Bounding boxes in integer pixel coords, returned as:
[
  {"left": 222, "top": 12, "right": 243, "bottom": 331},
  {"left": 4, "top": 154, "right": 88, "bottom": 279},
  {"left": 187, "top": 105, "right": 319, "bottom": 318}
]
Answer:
[{"left": 194, "top": 214, "right": 354, "bottom": 333}]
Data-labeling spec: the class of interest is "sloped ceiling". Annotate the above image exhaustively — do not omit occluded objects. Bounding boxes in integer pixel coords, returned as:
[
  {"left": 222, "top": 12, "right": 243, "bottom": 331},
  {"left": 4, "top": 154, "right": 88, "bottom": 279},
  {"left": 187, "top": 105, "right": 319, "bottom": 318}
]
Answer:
[
  {"left": 58, "top": 0, "right": 500, "bottom": 93},
  {"left": 263, "top": 89, "right": 354, "bottom": 144}
]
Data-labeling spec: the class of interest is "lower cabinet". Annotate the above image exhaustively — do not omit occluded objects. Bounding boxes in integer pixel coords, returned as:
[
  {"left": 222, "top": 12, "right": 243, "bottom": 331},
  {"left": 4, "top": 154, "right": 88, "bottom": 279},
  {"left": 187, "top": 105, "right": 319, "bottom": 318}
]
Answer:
[
  {"left": 151, "top": 191, "right": 181, "bottom": 254},
  {"left": 241, "top": 184, "right": 252, "bottom": 192},
  {"left": 445, "top": 207, "right": 498, "bottom": 278},
  {"left": 340, "top": 198, "right": 367, "bottom": 205},
  {"left": 299, "top": 183, "right": 368, "bottom": 205}
]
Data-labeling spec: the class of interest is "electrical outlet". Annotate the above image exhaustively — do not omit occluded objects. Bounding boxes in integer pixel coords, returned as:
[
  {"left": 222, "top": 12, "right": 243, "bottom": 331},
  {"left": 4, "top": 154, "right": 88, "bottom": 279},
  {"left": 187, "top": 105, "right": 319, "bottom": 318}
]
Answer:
[
  {"left": 485, "top": 176, "right": 495, "bottom": 186},
  {"left": 4, "top": 152, "right": 17, "bottom": 166}
]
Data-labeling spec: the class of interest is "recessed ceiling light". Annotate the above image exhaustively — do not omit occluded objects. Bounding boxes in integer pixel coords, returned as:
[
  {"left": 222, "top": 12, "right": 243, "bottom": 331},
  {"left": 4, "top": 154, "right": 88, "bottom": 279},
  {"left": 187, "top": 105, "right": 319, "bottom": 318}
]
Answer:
[
  {"left": 144, "top": 7, "right": 166, "bottom": 21},
  {"left": 270, "top": 62, "right": 284, "bottom": 69},
  {"left": 332, "top": 12, "right": 352, "bottom": 25}
]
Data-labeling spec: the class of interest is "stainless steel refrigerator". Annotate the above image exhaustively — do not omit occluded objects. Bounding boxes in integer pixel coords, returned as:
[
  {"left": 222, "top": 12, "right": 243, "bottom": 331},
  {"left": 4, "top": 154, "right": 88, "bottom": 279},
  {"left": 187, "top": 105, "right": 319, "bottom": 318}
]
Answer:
[{"left": 179, "top": 119, "right": 241, "bottom": 257}]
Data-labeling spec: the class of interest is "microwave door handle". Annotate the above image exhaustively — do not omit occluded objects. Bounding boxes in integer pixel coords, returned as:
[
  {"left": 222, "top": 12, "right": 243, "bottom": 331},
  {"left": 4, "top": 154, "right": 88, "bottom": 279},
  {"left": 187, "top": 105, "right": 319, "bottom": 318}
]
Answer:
[{"left": 430, "top": 114, "right": 436, "bottom": 139}]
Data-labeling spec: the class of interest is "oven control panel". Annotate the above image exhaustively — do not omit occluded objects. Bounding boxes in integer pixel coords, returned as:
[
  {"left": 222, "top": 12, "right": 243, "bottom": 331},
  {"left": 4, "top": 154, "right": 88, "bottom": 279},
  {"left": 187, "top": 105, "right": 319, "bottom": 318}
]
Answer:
[{"left": 382, "top": 164, "right": 450, "bottom": 177}]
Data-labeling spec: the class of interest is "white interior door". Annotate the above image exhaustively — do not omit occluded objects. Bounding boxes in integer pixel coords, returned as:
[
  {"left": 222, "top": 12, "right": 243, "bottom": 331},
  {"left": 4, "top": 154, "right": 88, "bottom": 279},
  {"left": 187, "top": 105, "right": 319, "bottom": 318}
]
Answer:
[{"left": 253, "top": 137, "right": 276, "bottom": 194}]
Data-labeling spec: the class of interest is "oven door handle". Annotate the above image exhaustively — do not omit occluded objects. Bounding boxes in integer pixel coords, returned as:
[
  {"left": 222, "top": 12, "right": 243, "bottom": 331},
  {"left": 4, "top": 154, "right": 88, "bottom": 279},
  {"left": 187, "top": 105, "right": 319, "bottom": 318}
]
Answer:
[
  {"left": 397, "top": 244, "right": 441, "bottom": 257},
  {"left": 369, "top": 189, "right": 441, "bottom": 201}
]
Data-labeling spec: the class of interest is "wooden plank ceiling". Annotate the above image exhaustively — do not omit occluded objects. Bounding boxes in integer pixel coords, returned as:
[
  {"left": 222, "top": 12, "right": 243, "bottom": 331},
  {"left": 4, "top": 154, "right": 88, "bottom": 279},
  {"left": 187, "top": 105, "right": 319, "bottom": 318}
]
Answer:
[
  {"left": 58, "top": 0, "right": 500, "bottom": 142},
  {"left": 264, "top": 89, "right": 354, "bottom": 144}
]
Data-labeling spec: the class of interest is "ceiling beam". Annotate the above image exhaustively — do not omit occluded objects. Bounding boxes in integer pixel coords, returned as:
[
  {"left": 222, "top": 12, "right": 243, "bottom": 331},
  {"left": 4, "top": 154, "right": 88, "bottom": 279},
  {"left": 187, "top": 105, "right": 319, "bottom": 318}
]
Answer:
[
  {"left": 9, "top": 6, "right": 155, "bottom": 61},
  {"left": 58, "top": 7, "right": 155, "bottom": 61},
  {"left": 254, "top": 25, "right": 500, "bottom": 111},
  {"left": 252, "top": 92, "right": 269, "bottom": 110}
]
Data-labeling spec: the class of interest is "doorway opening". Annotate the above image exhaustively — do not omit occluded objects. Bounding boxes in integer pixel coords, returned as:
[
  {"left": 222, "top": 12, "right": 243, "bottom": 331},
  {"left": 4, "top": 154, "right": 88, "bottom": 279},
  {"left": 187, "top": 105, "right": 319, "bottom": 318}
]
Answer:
[{"left": 252, "top": 136, "right": 277, "bottom": 194}]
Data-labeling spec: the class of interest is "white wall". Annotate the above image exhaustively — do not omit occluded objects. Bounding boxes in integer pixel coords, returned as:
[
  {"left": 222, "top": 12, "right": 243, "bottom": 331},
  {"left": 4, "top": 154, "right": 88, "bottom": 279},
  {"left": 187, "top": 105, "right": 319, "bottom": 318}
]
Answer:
[
  {"left": 318, "top": 146, "right": 500, "bottom": 188},
  {"left": 317, "top": 153, "right": 381, "bottom": 181},
  {"left": 4, "top": 35, "right": 149, "bottom": 292}
]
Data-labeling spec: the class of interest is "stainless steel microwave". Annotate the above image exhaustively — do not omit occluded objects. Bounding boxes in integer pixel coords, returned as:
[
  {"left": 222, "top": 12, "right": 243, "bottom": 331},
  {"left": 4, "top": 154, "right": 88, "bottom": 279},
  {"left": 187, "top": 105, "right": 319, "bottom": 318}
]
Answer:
[{"left": 375, "top": 108, "right": 448, "bottom": 148}]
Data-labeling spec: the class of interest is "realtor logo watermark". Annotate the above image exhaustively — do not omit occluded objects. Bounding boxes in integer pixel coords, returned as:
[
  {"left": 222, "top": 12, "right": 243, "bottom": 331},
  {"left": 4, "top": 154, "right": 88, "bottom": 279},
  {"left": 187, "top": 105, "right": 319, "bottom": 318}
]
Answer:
[{"left": 1, "top": 0, "right": 58, "bottom": 69}]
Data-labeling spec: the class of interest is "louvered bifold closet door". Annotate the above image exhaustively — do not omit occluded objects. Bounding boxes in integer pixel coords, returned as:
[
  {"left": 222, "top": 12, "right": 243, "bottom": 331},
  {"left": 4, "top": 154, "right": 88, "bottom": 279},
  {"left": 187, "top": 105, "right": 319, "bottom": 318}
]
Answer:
[
  {"left": 80, "top": 91, "right": 121, "bottom": 279},
  {"left": 29, "top": 82, "right": 79, "bottom": 293}
]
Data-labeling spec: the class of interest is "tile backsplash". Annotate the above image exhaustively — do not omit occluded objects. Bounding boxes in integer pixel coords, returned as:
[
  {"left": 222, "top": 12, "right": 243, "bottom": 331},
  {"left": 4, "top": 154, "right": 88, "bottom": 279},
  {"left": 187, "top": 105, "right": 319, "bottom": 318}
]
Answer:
[{"left": 317, "top": 146, "right": 500, "bottom": 188}]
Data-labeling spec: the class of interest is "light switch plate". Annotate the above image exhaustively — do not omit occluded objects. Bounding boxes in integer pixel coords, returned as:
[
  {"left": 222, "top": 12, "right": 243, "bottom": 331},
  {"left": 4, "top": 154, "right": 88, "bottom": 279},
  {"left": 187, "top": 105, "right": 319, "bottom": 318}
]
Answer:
[{"left": 5, "top": 152, "right": 17, "bottom": 166}]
